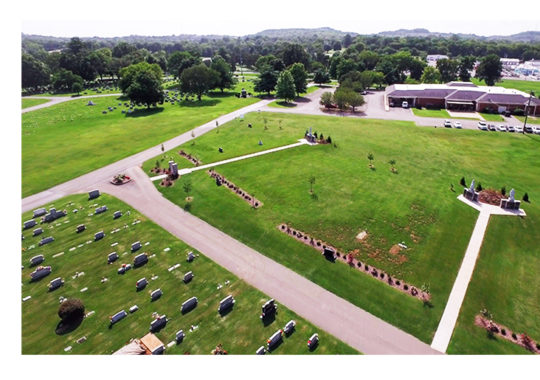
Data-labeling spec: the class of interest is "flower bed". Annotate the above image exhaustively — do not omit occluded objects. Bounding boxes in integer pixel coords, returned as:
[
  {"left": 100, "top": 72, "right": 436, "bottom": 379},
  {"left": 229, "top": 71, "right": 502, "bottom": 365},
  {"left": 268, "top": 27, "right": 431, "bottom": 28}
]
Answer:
[
  {"left": 179, "top": 150, "right": 202, "bottom": 166},
  {"left": 277, "top": 223, "right": 430, "bottom": 302},
  {"left": 110, "top": 174, "right": 132, "bottom": 185},
  {"left": 475, "top": 315, "right": 540, "bottom": 354},
  {"left": 207, "top": 170, "right": 263, "bottom": 208}
]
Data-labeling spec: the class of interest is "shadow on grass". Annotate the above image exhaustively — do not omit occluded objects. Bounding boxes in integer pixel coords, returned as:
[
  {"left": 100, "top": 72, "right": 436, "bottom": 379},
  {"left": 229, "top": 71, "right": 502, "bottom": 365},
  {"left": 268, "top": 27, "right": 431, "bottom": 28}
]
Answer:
[
  {"left": 295, "top": 97, "right": 311, "bottom": 103},
  {"left": 275, "top": 101, "right": 297, "bottom": 108},
  {"left": 261, "top": 313, "right": 276, "bottom": 327},
  {"left": 55, "top": 315, "right": 84, "bottom": 335},
  {"left": 125, "top": 107, "right": 164, "bottom": 118},
  {"left": 179, "top": 99, "right": 221, "bottom": 107},
  {"left": 218, "top": 306, "right": 234, "bottom": 318}
]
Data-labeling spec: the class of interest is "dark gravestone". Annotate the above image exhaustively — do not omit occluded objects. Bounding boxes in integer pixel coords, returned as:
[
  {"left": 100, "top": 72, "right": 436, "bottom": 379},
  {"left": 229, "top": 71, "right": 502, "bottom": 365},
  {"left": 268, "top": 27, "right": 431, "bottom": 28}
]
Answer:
[
  {"left": 33, "top": 208, "right": 47, "bottom": 218},
  {"left": 76, "top": 224, "right": 86, "bottom": 233},
  {"left": 183, "top": 271, "right": 194, "bottom": 284},
  {"left": 30, "top": 266, "right": 51, "bottom": 282},
  {"left": 94, "top": 231, "right": 105, "bottom": 241},
  {"left": 175, "top": 330, "right": 185, "bottom": 344},
  {"left": 133, "top": 253, "right": 148, "bottom": 267},
  {"left": 23, "top": 220, "right": 37, "bottom": 230},
  {"left": 218, "top": 147, "right": 223, "bottom": 153},
  {"left": 33, "top": 228, "right": 43, "bottom": 237},
  {"left": 113, "top": 211, "right": 122, "bottom": 219},
  {"left": 30, "top": 254, "right": 44, "bottom": 267},
  {"left": 150, "top": 288, "right": 162, "bottom": 301},
  {"left": 39, "top": 236, "right": 54, "bottom": 246},
  {"left": 256, "top": 346, "right": 265, "bottom": 355},
  {"left": 131, "top": 241, "right": 141, "bottom": 252},
  {"left": 48, "top": 277, "right": 64, "bottom": 291},
  {"left": 117, "top": 264, "right": 131, "bottom": 274},
  {"left": 283, "top": 320, "right": 296, "bottom": 335},
  {"left": 150, "top": 315, "right": 167, "bottom": 332},
  {"left": 136, "top": 277, "right": 148, "bottom": 291},
  {"left": 218, "top": 295, "right": 235, "bottom": 314},
  {"left": 260, "top": 299, "right": 277, "bottom": 319},
  {"left": 95, "top": 206, "right": 108, "bottom": 215},
  {"left": 307, "top": 333, "right": 319, "bottom": 350},
  {"left": 186, "top": 251, "right": 195, "bottom": 262},
  {"left": 110, "top": 310, "right": 127, "bottom": 325},
  {"left": 88, "top": 190, "right": 100, "bottom": 200},
  {"left": 43, "top": 209, "right": 66, "bottom": 223},
  {"left": 216, "top": 177, "right": 222, "bottom": 186},
  {"left": 267, "top": 330, "right": 283, "bottom": 350},
  {"left": 181, "top": 296, "right": 198, "bottom": 314},
  {"left": 108, "top": 252, "right": 118, "bottom": 264}
]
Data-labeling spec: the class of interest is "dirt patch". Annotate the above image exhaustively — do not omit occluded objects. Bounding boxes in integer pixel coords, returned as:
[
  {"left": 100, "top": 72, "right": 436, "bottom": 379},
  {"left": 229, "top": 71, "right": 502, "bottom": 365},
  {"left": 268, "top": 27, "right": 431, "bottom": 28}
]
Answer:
[
  {"left": 389, "top": 244, "right": 401, "bottom": 255},
  {"left": 478, "top": 189, "right": 504, "bottom": 206}
]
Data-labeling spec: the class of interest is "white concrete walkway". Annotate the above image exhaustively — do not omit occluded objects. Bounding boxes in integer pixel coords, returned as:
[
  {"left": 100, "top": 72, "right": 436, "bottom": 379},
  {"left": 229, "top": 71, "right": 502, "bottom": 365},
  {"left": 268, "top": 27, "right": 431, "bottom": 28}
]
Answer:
[
  {"left": 430, "top": 195, "right": 525, "bottom": 353},
  {"left": 150, "top": 139, "right": 309, "bottom": 181}
]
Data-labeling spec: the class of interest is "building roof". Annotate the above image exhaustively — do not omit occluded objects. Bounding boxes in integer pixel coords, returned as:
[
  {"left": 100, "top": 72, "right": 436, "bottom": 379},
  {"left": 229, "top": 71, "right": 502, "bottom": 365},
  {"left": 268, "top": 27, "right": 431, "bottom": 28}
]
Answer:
[
  {"left": 387, "top": 88, "right": 456, "bottom": 99},
  {"left": 477, "top": 93, "right": 536, "bottom": 105},
  {"left": 387, "top": 83, "right": 530, "bottom": 98},
  {"left": 447, "top": 82, "right": 478, "bottom": 87},
  {"left": 445, "top": 90, "right": 485, "bottom": 101}
]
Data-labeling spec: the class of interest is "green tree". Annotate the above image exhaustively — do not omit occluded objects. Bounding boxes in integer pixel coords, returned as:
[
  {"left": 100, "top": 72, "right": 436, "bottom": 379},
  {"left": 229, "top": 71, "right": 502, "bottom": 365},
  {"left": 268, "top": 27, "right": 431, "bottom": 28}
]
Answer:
[
  {"left": 180, "top": 64, "right": 219, "bottom": 101},
  {"left": 183, "top": 179, "right": 192, "bottom": 197},
  {"left": 458, "top": 56, "right": 476, "bottom": 82},
  {"left": 168, "top": 51, "right": 201, "bottom": 79},
  {"left": 52, "top": 69, "right": 83, "bottom": 92},
  {"left": 313, "top": 69, "right": 330, "bottom": 85},
  {"left": 211, "top": 55, "right": 235, "bottom": 92},
  {"left": 254, "top": 68, "right": 278, "bottom": 95},
  {"left": 308, "top": 176, "right": 315, "bottom": 193},
  {"left": 281, "top": 43, "right": 310, "bottom": 69},
  {"left": 119, "top": 61, "right": 162, "bottom": 93},
  {"left": 22, "top": 53, "right": 50, "bottom": 89},
  {"left": 275, "top": 70, "right": 296, "bottom": 102},
  {"left": 348, "top": 91, "right": 365, "bottom": 112},
  {"left": 125, "top": 68, "right": 164, "bottom": 107},
  {"left": 436, "top": 59, "right": 459, "bottom": 83},
  {"left": 367, "top": 153, "right": 374, "bottom": 168},
  {"left": 332, "top": 88, "right": 350, "bottom": 110},
  {"left": 89, "top": 48, "right": 112, "bottom": 80},
  {"left": 343, "top": 34, "right": 353, "bottom": 48},
  {"left": 320, "top": 92, "right": 334, "bottom": 108},
  {"left": 476, "top": 54, "right": 502, "bottom": 86},
  {"left": 71, "top": 82, "right": 83, "bottom": 95},
  {"left": 358, "top": 50, "right": 380, "bottom": 70},
  {"left": 421, "top": 66, "right": 441, "bottom": 83},
  {"left": 289, "top": 62, "right": 308, "bottom": 96}
]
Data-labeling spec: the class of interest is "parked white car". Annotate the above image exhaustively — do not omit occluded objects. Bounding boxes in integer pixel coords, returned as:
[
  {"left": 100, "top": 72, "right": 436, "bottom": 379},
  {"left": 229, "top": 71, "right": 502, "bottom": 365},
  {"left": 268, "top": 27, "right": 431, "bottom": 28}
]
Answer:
[
  {"left": 514, "top": 126, "right": 523, "bottom": 133},
  {"left": 477, "top": 121, "right": 488, "bottom": 130},
  {"left": 444, "top": 120, "right": 452, "bottom": 128},
  {"left": 402, "top": 101, "right": 409, "bottom": 108},
  {"left": 533, "top": 126, "right": 540, "bottom": 135},
  {"left": 497, "top": 125, "right": 507, "bottom": 132},
  {"left": 454, "top": 121, "right": 462, "bottom": 129},
  {"left": 507, "top": 125, "right": 516, "bottom": 133}
]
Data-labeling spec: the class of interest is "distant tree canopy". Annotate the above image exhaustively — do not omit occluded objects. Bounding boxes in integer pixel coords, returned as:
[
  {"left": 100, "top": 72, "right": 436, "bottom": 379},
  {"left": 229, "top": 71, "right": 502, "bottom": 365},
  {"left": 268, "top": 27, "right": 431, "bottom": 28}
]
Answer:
[
  {"left": 254, "top": 68, "right": 278, "bottom": 95},
  {"left": 436, "top": 58, "right": 459, "bottom": 83},
  {"left": 168, "top": 51, "right": 201, "bottom": 78},
  {"left": 22, "top": 53, "right": 50, "bottom": 89},
  {"left": 421, "top": 66, "right": 442, "bottom": 83},
  {"left": 476, "top": 54, "right": 503, "bottom": 86},
  {"left": 180, "top": 64, "right": 219, "bottom": 100},
  {"left": 52, "top": 69, "right": 83, "bottom": 92},
  {"left": 210, "top": 55, "right": 235, "bottom": 92},
  {"left": 281, "top": 43, "right": 311, "bottom": 69},
  {"left": 119, "top": 62, "right": 164, "bottom": 107}
]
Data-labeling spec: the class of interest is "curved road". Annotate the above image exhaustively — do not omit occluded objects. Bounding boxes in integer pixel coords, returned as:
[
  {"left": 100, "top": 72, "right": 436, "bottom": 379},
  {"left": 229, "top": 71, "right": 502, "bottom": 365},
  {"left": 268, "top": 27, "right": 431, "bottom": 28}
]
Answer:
[{"left": 21, "top": 91, "right": 441, "bottom": 354}]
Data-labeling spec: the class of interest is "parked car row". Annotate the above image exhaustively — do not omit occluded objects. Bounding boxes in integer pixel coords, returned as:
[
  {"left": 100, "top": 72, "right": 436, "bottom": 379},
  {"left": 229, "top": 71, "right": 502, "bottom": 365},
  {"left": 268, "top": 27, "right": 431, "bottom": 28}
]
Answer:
[
  {"left": 443, "top": 120, "right": 462, "bottom": 128},
  {"left": 478, "top": 121, "right": 539, "bottom": 134}
]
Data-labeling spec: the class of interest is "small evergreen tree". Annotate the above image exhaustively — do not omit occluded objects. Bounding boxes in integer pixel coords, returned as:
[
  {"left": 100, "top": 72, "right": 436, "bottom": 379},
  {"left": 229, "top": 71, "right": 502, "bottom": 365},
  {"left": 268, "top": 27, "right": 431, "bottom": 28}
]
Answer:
[
  {"left": 460, "top": 177, "right": 466, "bottom": 187},
  {"left": 476, "top": 182, "right": 483, "bottom": 192},
  {"left": 501, "top": 186, "right": 506, "bottom": 196},
  {"left": 523, "top": 192, "right": 529, "bottom": 202}
]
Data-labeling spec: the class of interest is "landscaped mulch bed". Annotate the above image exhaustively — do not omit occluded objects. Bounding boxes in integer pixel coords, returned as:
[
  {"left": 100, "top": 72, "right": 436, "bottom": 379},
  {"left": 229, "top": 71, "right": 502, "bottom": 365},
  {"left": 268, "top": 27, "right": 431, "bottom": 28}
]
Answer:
[
  {"left": 179, "top": 150, "right": 202, "bottom": 166},
  {"left": 475, "top": 315, "right": 540, "bottom": 354},
  {"left": 208, "top": 170, "right": 263, "bottom": 208},
  {"left": 478, "top": 189, "right": 504, "bottom": 206},
  {"left": 277, "top": 223, "right": 430, "bottom": 302}
]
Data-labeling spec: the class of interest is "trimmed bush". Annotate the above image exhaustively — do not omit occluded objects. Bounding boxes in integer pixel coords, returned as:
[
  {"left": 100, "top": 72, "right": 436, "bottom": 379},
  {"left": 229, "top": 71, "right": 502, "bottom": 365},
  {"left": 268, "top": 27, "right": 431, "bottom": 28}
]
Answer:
[{"left": 58, "top": 298, "right": 85, "bottom": 323}]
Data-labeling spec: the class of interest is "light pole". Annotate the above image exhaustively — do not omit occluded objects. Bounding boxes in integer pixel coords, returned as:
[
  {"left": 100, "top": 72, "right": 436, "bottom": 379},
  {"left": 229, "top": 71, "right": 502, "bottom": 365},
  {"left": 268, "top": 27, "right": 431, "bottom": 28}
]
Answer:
[{"left": 523, "top": 91, "right": 535, "bottom": 133}]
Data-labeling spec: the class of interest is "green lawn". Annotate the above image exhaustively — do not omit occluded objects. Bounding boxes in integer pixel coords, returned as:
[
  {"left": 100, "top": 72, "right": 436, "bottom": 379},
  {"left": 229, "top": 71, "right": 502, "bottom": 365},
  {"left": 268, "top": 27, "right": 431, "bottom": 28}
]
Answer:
[
  {"left": 447, "top": 215, "right": 540, "bottom": 355},
  {"left": 513, "top": 115, "right": 539, "bottom": 124},
  {"left": 21, "top": 193, "right": 358, "bottom": 355},
  {"left": 32, "top": 88, "right": 121, "bottom": 97},
  {"left": 267, "top": 86, "right": 321, "bottom": 108},
  {"left": 144, "top": 112, "right": 540, "bottom": 351},
  {"left": 22, "top": 98, "right": 51, "bottom": 109},
  {"left": 412, "top": 108, "right": 451, "bottom": 118},
  {"left": 22, "top": 91, "right": 259, "bottom": 197},
  {"left": 479, "top": 113, "right": 505, "bottom": 122},
  {"left": 471, "top": 78, "right": 540, "bottom": 95}
]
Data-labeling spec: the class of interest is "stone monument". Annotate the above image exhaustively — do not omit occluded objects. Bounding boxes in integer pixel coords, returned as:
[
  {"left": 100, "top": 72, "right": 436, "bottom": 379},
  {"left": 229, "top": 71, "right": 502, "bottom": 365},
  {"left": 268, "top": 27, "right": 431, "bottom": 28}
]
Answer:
[
  {"left": 463, "top": 179, "right": 479, "bottom": 202},
  {"left": 168, "top": 161, "right": 178, "bottom": 178},
  {"left": 500, "top": 188, "right": 521, "bottom": 210},
  {"left": 305, "top": 127, "right": 317, "bottom": 144}
]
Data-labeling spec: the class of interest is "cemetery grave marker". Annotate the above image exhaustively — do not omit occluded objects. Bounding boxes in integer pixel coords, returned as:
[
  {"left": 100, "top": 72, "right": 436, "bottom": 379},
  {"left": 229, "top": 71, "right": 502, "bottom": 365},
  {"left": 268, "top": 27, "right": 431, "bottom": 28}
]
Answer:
[{"left": 181, "top": 296, "right": 198, "bottom": 314}]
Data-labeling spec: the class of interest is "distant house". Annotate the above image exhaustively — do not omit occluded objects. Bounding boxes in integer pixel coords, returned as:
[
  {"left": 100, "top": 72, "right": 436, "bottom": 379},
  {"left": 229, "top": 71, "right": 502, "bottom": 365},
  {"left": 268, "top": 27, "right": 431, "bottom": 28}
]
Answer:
[
  {"left": 500, "top": 58, "right": 520, "bottom": 68},
  {"left": 386, "top": 82, "right": 540, "bottom": 115},
  {"left": 426, "top": 55, "right": 449, "bottom": 67}
]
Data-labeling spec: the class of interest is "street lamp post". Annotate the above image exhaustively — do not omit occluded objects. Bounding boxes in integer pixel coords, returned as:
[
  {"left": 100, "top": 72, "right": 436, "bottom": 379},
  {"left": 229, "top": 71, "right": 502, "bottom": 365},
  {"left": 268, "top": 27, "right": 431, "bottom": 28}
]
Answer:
[{"left": 523, "top": 91, "right": 535, "bottom": 133}]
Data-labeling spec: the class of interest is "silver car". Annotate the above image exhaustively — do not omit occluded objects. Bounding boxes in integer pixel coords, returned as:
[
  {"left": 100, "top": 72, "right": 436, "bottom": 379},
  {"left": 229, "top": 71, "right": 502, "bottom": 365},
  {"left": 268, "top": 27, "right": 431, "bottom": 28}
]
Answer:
[{"left": 497, "top": 125, "right": 507, "bottom": 132}]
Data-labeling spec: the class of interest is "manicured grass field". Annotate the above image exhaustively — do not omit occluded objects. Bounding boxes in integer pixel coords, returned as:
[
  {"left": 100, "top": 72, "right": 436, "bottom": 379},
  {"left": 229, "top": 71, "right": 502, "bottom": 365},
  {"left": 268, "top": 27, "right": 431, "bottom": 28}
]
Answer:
[
  {"left": 513, "top": 115, "right": 540, "bottom": 124},
  {"left": 471, "top": 78, "right": 540, "bottom": 95},
  {"left": 22, "top": 98, "right": 51, "bottom": 109},
  {"left": 267, "top": 86, "right": 321, "bottom": 107},
  {"left": 479, "top": 113, "right": 505, "bottom": 122},
  {"left": 144, "top": 112, "right": 540, "bottom": 351},
  {"left": 412, "top": 108, "right": 451, "bottom": 118},
  {"left": 21, "top": 193, "right": 358, "bottom": 355},
  {"left": 447, "top": 215, "right": 540, "bottom": 355},
  {"left": 21, "top": 92, "right": 259, "bottom": 197},
  {"left": 32, "top": 88, "right": 121, "bottom": 97}
]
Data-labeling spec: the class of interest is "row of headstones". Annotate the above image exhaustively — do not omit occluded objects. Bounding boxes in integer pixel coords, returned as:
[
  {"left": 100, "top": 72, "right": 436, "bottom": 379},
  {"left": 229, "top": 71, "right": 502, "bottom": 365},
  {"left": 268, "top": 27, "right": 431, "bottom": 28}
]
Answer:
[{"left": 23, "top": 208, "right": 67, "bottom": 230}]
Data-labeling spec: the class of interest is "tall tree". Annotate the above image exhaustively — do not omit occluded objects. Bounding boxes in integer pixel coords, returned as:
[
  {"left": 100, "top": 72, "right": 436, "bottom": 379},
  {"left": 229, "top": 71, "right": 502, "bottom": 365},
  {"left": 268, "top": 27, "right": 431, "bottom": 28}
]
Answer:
[
  {"left": 281, "top": 43, "right": 310, "bottom": 69},
  {"left": 52, "top": 69, "right": 83, "bottom": 92},
  {"left": 168, "top": 51, "right": 200, "bottom": 79},
  {"left": 211, "top": 55, "right": 235, "bottom": 92},
  {"left": 343, "top": 34, "right": 353, "bottom": 48},
  {"left": 119, "top": 61, "right": 162, "bottom": 93},
  {"left": 125, "top": 69, "right": 164, "bottom": 107},
  {"left": 254, "top": 68, "right": 278, "bottom": 95},
  {"left": 458, "top": 55, "right": 476, "bottom": 82},
  {"left": 476, "top": 54, "right": 502, "bottom": 86},
  {"left": 180, "top": 64, "right": 219, "bottom": 100},
  {"left": 436, "top": 58, "right": 459, "bottom": 83},
  {"left": 22, "top": 53, "right": 50, "bottom": 89},
  {"left": 275, "top": 70, "right": 296, "bottom": 102},
  {"left": 289, "top": 62, "right": 308, "bottom": 96},
  {"left": 313, "top": 69, "right": 330, "bottom": 85},
  {"left": 421, "top": 66, "right": 441, "bottom": 83}
]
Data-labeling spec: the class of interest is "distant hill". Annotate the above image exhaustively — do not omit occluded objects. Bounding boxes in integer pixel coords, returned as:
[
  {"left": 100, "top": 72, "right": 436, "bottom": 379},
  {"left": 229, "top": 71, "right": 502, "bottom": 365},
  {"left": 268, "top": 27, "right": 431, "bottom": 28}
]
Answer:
[
  {"left": 249, "top": 27, "right": 357, "bottom": 39},
  {"left": 378, "top": 28, "right": 540, "bottom": 42}
]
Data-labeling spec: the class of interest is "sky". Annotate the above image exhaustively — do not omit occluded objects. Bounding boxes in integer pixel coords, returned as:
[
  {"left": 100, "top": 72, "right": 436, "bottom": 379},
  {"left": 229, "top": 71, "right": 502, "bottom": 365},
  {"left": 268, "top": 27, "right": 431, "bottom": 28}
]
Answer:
[{"left": 17, "top": 0, "right": 540, "bottom": 38}]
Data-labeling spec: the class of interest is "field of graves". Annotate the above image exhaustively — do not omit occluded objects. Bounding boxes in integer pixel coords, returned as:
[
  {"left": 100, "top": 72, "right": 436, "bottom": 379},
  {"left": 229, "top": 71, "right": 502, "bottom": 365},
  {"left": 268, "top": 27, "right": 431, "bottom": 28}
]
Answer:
[
  {"left": 21, "top": 193, "right": 357, "bottom": 355},
  {"left": 21, "top": 91, "right": 259, "bottom": 197},
  {"left": 144, "top": 112, "right": 540, "bottom": 353}
]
